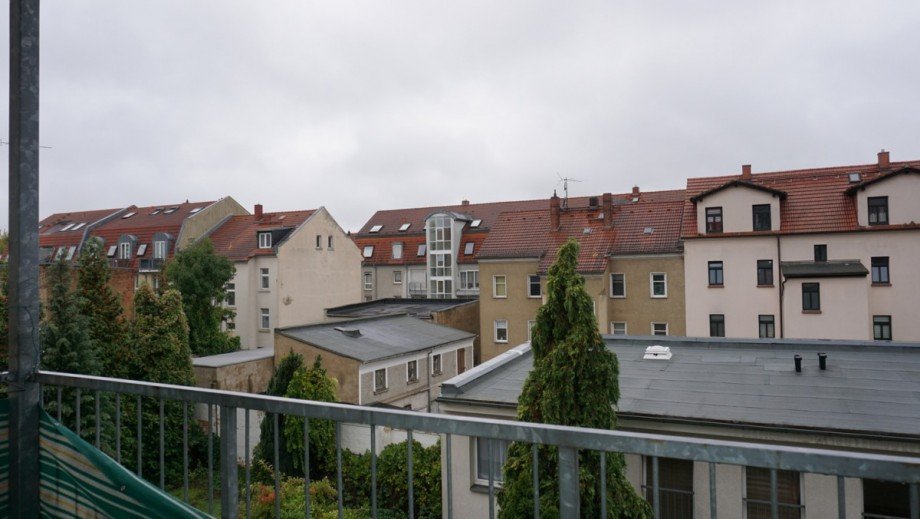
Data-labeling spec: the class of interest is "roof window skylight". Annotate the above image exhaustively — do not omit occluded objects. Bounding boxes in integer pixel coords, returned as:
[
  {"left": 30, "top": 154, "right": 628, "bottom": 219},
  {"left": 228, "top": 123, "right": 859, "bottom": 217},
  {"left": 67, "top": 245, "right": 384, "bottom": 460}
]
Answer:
[
  {"left": 417, "top": 244, "right": 427, "bottom": 256},
  {"left": 470, "top": 219, "right": 482, "bottom": 228},
  {"left": 71, "top": 222, "right": 86, "bottom": 231},
  {"left": 137, "top": 244, "right": 148, "bottom": 256},
  {"left": 644, "top": 227, "right": 654, "bottom": 234},
  {"left": 848, "top": 172, "right": 861, "bottom": 183},
  {"left": 464, "top": 242, "right": 474, "bottom": 255},
  {"left": 122, "top": 212, "right": 137, "bottom": 219},
  {"left": 150, "top": 208, "right": 162, "bottom": 215},
  {"left": 369, "top": 225, "right": 383, "bottom": 233},
  {"left": 106, "top": 245, "right": 118, "bottom": 257},
  {"left": 362, "top": 245, "right": 374, "bottom": 258},
  {"left": 399, "top": 223, "right": 411, "bottom": 232},
  {"left": 59, "top": 223, "right": 74, "bottom": 232},
  {"left": 65, "top": 246, "right": 76, "bottom": 261},
  {"left": 189, "top": 207, "right": 202, "bottom": 214},
  {"left": 163, "top": 207, "right": 178, "bottom": 214}
]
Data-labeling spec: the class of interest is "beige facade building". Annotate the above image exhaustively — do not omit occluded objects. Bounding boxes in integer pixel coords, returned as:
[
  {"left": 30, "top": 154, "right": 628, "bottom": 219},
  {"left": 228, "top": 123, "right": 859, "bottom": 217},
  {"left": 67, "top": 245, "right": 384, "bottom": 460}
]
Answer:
[
  {"left": 208, "top": 205, "right": 363, "bottom": 350},
  {"left": 683, "top": 153, "right": 920, "bottom": 341}
]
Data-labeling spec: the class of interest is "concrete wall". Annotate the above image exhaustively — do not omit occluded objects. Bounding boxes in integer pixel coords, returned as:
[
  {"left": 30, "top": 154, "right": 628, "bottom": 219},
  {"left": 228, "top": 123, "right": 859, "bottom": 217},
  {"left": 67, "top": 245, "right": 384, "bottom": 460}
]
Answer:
[
  {"left": 364, "top": 265, "right": 412, "bottom": 299},
  {"left": 276, "top": 207, "right": 362, "bottom": 327},
  {"left": 192, "top": 357, "right": 274, "bottom": 394},
  {"left": 782, "top": 277, "right": 870, "bottom": 340},
  {"left": 178, "top": 196, "right": 248, "bottom": 250},
  {"left": 477, "top": 259, "right": 543, "bottom": 362},
  {"left": 274, "top": 333, "right": 362, "bottom": 403},
  {"left": 696, "top": 185, "right": 781, "bottom": 234},
  {"left": 431, "top": 301, "right": 481, "bottom": 364},
  {"left": 229, "top": 256, "right": 278, "bottom": 350},
  {"left": 607, "top": 255, "right": 686, "bottom": 336},
  {"left": 855, "top": 173, "right": 920, "bottom": 227}
]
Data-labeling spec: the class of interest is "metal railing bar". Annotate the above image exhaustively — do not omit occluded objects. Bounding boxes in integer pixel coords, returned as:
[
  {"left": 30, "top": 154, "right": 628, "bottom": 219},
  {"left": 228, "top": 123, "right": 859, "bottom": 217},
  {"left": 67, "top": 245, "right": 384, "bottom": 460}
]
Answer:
[
  {"left": 273, "top": 413, "right": 280, "bottom": 519},
  {"left": 445, "top": 433, "right": 452, "bottom": 519},
  {"left": 371, "top": 421, "right": 377, "bottom": 519},
  {"left": 75, "top": 387, "right": 81, "bottom": 436},
  {"left": 183, "top": 401, "right": 189, "bottom": 503},
  {"left": 56, "top": 386, "right": 62, "bottom": 422},
  {"left": 304, "top": 416, "right": 311, "bottom": 519},
  {"left": 36, "top": 372, "right": 920, "bottom": 483},
  {"left": 115, "top": 393, "right": 121, "bottom": 464},
  {"left": 219, "top": 405, "right": 239, "bottom": 517},
  {"left": 770, "top": 468, "right": 778, "bottom": 519},
  {"left": 487, "top": 438, "right": 495, "bottom": 519},
  {"left": 709, "top": 462, "right": 716, "bottom": 519},
  {"left": 652, "top": 455, "right": 660, "bottom": 519},
  {"left": 837, "top": 475, "right": 845, "bottom": 519},
  {"left": 94, "top": 391, "right": 100, "bottom": 449},
  {"left": 245, "top": 409, "right": 251, "bottom": 519},
  {"left": 600, "top": 451, "right": 607, "bottom": 518},
  {"left": 337, "top": 422, "right": 344, "bottom": 519},
  {"left": 208, "top": 404, "right": 214, "bottom": 516},
  {"left": 136, "top": 395, "right": 142, "bottom": 478},
  {"left": 911, "top": 482, "right": 918, "bottom": 519},
  {"left": 159, "top": 398, "right": 165, "bottom": 490},
  {"left": 407, "top": 429, "right": 414, "bottom": 519},
  {"left": 558, "top": 445, "right": 579, "bottom": 517},
  {"left": 532, "top": 443, "right": 539, "bottom": 519}
]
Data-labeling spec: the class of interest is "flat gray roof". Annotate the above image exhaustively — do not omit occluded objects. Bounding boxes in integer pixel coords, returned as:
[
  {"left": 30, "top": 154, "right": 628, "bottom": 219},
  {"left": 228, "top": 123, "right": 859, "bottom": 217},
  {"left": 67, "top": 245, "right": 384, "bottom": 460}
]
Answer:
[
  {"left": 193, "top": 347, "right": 274, "bottom": 368},
  {"left": 326, "top": 298, "right": 476, "bottom": 319},
  {"left": 440, "top": 336, "right": 920, "bottom": 439},
  {"left": 278, "top": 314, "right": 475, "bottom": 363}
]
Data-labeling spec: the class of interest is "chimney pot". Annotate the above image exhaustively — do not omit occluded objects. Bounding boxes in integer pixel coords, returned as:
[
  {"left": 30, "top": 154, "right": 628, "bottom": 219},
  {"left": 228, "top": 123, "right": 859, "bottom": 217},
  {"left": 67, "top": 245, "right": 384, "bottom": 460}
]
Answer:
[
  {"left": 818, "top": 352, "right": 827, "bottom": 370},
  {"left": 878, "top": 149, "right": 890, "bottom": 168},
  {"left": 742, "top": 164, "right": 752, "bottom": 179},
  {"left": 794, "top": 354, "right": 803, "bottom": 373},
  {"left": 254, "top": 204, "right": 263, "bottom": 220},
  {"left": 631, "top": 186, "right": 640, "bottom": 197},
  {"left": 550, "top": 194, "right": 561, "bottom": 230},
  {"left": 461, "top": 200, "right": 470, "bottom": 206}
]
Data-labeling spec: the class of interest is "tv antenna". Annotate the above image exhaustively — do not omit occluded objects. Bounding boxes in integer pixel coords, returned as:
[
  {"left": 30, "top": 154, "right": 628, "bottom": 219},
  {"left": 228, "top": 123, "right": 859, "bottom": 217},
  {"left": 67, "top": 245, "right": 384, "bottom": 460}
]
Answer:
[
  {"left": 0, "top": 138, "right": 52, "bottom": 149},
  {"left": 556, "top": 173, "right": 581, "bottom": 209}
]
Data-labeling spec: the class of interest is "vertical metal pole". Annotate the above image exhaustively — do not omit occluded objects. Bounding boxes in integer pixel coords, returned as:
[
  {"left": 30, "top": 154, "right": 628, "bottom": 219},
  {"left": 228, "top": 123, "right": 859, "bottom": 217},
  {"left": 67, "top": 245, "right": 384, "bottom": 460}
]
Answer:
[
  {"left": 709, "top": 462, "right": 717, "bottom": 519},
  {"left": 837, "top": 476, "right": 845, "bottom": 519},
  {"left": 220, "top": 405, "right": 239, "bottom": 519},
  {"left": 7, "top": 1, "right": 41, "bottom": 515},
  {"left": 370, "top": 422, "right": 378, "bottom": 518},
  {"left": 652, "top": 456, "right": 660, "bottom": 519},
  {"left": 208, "top": 404, "right": 214, "bottom": 515},
  {"left": 487, "top": 438, "right": 495, "bottom": 519},
  {"left": 95, "top": 391, "right": 101, "bottom": 448},
  {"left": 159, "top": 399, "right": 165, "bottom": 489},
  {"left": 115, "top": 393, "right": 122, "bottom": 463},
  {"left": 407, "top": 429, "right": 414, "bottom": 519},
  {"left": 136, "top": 395, "right": 143, "bottom": 477},
  {"left": 557, "top": 446, "right": 579, "bottom": 517},
  {"left": 273, "top": 413, "right": 280, "bottom": 519},
  {"left": 183, "top": 401, "right": 189, "bottom": 502},
  {"left": 76, "top": 388, "right": 82, "bottom": 436},
  {"left": 600, "top": 452, "right": 607, "bottom": 518},
  {"left": 770, "top": 468, "right": 779, "bottom": 519},
  {"left": 337, "top": 422, "right": 344, "bottom": 519},
  {"left": 303, "top": 417, "right": 311, "bottom": 519},
  {"left": 909, "top": 483, "right": 919, "bottom": 519},
  {"left": 244, "top": 409, "right": 251, "bottom": 519},
  {"left": 445, "top": 434, "right": 452, "bottom": 519},
  {"left": 532, "top": 444, "right": 540, "bottom": 519}
]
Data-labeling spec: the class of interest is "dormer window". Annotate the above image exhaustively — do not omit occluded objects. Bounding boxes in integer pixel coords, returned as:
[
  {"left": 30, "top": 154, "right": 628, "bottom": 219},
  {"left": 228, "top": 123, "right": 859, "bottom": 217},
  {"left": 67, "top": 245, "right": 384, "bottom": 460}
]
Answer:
[
  {"left": 154, "top": 240, "right": 168, "bottom": 259},
  {"left": 119, "top": 242, "right": 132, "bottom": 260},
  {"left": 258, "top": 232, "right": 272, "bottom": 249},
  {"left": 868, "top": 197, "right": 888, "bottom": 225},
  {"left": 752, "top": 204, "right": 771, "bottom": 231},
  {"left": 705, "top": 207, "right": 723, "bottom": 233},
  {"left": 370, "top": 225, "right": 383, "bottom": 233}
]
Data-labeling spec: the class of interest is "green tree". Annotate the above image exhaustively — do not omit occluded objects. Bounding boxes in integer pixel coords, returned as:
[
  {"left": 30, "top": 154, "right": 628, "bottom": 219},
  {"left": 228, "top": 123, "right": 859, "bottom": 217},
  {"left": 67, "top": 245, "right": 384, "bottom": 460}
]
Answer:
[
  {"left": 76, "top": 238, "right": 128, "bottom": 378},
  {"left": 283, "top": 356, "right": 338, "bottom": 479},
  {"left": 498, "top": 240, "right": 651, "bottom": 518},
  {"left": 254, "top": 350, "right": 305, "bottom": 476},
  {"left": 163, "top": 238, "right": 238, "bottom": 356}
]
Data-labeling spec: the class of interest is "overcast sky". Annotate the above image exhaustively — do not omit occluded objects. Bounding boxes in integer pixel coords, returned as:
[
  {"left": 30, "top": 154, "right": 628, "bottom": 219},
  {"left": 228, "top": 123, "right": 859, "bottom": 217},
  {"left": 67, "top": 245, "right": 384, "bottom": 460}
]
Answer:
[{"left": 2, "top": 2, "right": 919, "bottom": 232}]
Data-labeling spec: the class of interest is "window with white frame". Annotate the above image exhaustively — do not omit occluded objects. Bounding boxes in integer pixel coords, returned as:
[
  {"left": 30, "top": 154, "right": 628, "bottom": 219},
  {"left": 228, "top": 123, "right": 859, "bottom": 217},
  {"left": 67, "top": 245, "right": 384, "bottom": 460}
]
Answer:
[
  {"left": 610, "top": 273, "right": 626, "bottom": 298},
  {"left": 611, "top": 322, "right": 627, "bottom": 335},
  {"left": 652, "top": 322, "right": 668, "bottom": 336},
  {"left": 260, "top": 268, "right": 270, "bottom": 290},
  {"left": 393, "top": 271, "right": 402, "bottom": 284},
  {"left": 493, "top": 275, "right": 507, "bottom": 298},
  {"left": 119, "top": 242, "right": 132, "bottom": 260},
  {"left": 650, "top": 273, "right": 667, "bottom": 297},
  {"left": 527, "top": 320, "right": 536, "bottom": 341},
  {"left": 260, "top": 308, "right": 270, "bottom": 330},
  {"left": 475, "top": 437, "right": 510, "bottom": 485},
  {"left": 363, "top": 245, "right": 374, "bottom": 258},
  {"left": 464, "top": 242, "right": 474, "bottom": 255},
  {"left": 392, "top": 242, "right": 403, "bottom": 259},
  {"left": 494, "top": 320, "right": 509, "bottom": 343},
  {"left": 527, "top": 275, "right": 541, "bottom": 298},
  {"left": 406, "top": 360, "right": 418, "bottom": 383},
  {"left": 459, "top": 270, "right": 479, "bottom": 290},
  {"left": 153, "top": 240, "right": 167, "bottom": 259},
  {"left": 373, "top": 368, "right": 387, "bottom": 392},
  {"left": 258, "top": 232, "right": 272, "bottom": 249},
  {"left": 226, "top": 283, "right": 236, "bottom": 306},
  {"left": 363, "top": 272, "right": 373, "bottom": 290},
  {"left": 431, "top": 354, "right": 442, "bottom": 375}
]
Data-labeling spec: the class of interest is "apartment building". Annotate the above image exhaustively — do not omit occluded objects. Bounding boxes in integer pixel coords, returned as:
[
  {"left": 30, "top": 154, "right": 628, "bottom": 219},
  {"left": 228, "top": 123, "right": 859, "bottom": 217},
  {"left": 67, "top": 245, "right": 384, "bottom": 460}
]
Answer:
[
  {"left": 476, "top": 190, "right": 687, "bottom": 362},
  {"left": 683, "top": 151, "right": 920, "bottom": 341},
  {"left": 207, "top": 205, "right": 363, "bottom": 350}
]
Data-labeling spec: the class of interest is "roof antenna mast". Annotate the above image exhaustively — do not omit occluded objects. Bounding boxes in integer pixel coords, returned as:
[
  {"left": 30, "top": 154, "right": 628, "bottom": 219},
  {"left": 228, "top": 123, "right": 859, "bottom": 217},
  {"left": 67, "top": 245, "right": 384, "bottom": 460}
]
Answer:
[{"left": 556, "top": 173, "right": 581, "bottom": 210}]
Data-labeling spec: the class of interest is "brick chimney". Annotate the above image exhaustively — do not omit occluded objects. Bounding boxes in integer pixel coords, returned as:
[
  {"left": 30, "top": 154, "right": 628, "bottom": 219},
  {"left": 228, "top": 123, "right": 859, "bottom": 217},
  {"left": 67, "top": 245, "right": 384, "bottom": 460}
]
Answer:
[
  {"left": 254, "top": 204, "right": 263, "bottom": 220},
  {"left": 602, "top": 192, "right": 613, "bottom": 227},
  {"left": 878, "top": 149, "right": 890, "bottom": 169},
  {"left": 461, "top": 199, "right": 470, "bottom": 206},
  {"left": 631, "top": 185, "right": 640, "bottom": 198},
  {"left": 550, "top": 192, "right": 561, "bottom": 230},
  {"left": 742, "top": 164, "right": 752, "bottom": 180}
]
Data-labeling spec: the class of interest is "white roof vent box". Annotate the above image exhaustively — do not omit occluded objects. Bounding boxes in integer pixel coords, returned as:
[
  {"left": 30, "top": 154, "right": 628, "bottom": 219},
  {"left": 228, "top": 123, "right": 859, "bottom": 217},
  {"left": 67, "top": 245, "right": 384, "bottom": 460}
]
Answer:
[{"left": 643, "top": 345, "right": 672, "bottom": 360}]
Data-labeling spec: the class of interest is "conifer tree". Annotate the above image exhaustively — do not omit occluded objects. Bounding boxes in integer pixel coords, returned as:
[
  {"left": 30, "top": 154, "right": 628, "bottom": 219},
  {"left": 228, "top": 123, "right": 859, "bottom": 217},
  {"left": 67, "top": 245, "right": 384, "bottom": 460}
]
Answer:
[
  {"left": 498, "top": 240, "right": 651, "bottom": 518},
  {"left": 283, "top": 355, "right": 338, "bottom": 479},
  {"left": 254, "top": 350, "right": 304, "bottom": 476},
  {"left": 76, "top": 238, "right": 128, "bottom": 378}
]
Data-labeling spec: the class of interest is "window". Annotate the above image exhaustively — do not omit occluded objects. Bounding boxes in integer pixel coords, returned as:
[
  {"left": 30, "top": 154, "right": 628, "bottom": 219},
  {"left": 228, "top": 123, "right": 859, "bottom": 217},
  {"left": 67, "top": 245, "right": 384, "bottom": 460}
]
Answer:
[
  {"left": 708, "top": 261, "right": 724, "bottom": 286},
  {"left": 362, "top": 245, "right": 374, "bottom": 258},
  {"left": 802, "top": 283, "right": 820, "bottom": 311},
  {"left": 431, "top": 354, "right": 442, "bottom": 375},
  {"left": 226, "top": 283, "right": 236, "bottom": 306},
  {"left": 610, "top": 322, "right": 627, "bottom": 335},
  {"left": 315, "top": 235, "right": 322, "bottom": 249},
  {"left": 374, "top": 368, "right": 387, "bottom": 392},
  {"left": 758, "top": 315, "right": 775, "bottom": 338},
  {"left": 459, "top": 270, "right": 479, "bottom": 290},
  {"left": 225, "top": 319, "right": 235, "bottom": 331},
  {"left": 527, "top": 275, "right": 541, "bottom": 298},
  {"left": 705, "top": 207, "right": 723, "bottom": 233},
  {"left": 407, "top": 360, "right": 418, "bottom": 383},
  {"left": 757, "top": 260, "right": 773, "bottom": 286},
  {"left": 863, "top": 479, "right": 910, "bottom": 518},
  {"left": 494, "top": 320, "right": 509, "bottom": 343},
  {"left": 398, "top": 223, "right": 410, "bottom": 232},
  {"left": 709, "top": 314, "right": 725, "bottom": 337},
  {"left": 136, "top": 243, "right": 147, "bottom": 257},
  {"left": 652, "top": 323, "right": 668, "bottom": 336},
  {"left": 813, "top": 244, "right": 827, "bottom": 262},
  {"left": 871, "top": 256, "right": 889, "bottom": 284},
  {"left": 527, "top": 320, "right": 536, "bottom": 341},
  {"left": 470, "top": 219, "right": 482, "bottom": 228},
  {"left": 59, "top": 223, "right": 74, "bottom": 232},
  {"left": 464, "top": 242, "right": 474, "bottom": 255},
  {"left": 650, "top": 273, "right": 667, "bottom": 298},
  {"left": 873, "top": 315, "right": 892, "bottom": 340},
  {"left": 610, "top": 273, "right": 626, "bottom": 298},
  {"left": 416, "top": 244, "right": 426, "bottom": 256},
  {"left": 327, "top": 235, "right": 334, "bottom": 249},
  {"left": 153, "top": 240, "right": 167, "bottom": 260},
  {"left": 71, "top": 222, "right": 86, "bottom": 231},
  {"left": 475, "top": 437, "right": 510, "bottom": 485},
  {"left": 457, "top": 348, "right": 467, "bottom": 374},
  {"left": 121, "top": 211, "right": 137, "bottom": 219},
  {"left": 363, "top": 272, "right": 373, "bottom": 290},
  {"left": 163, "top": 207, "right": 178, "bottom": 214},
  {"left": 106, "top": 245, "right": 117, "bottom": 258},
  {"left": 260, "top": 308, "right": 270, "bottom": 330},
  {"left": 369, "top": 224, "right": 383, "bottom": 233},
  {"left": 258, "top": 232, "right": 272, "bottom": 249},
  {"left": 867, "top": 196, "right": 889, "bottom": 225},
  {"left": 260, "top": 268, "right": 270, "bottom": 290},
  {"left": 493, "top": 275, "right": 507, "bottom": 298},
  {"left": 119, "top": 242, "right": 132, "bottom": 260},
  {"left": 744, "top": 467, "right": 802, "bottom": 518},
  {"left": 643, "top": 458, "right": 693, "bottom": 519},
  {"left": 752, "top": 204, "right": 771, "bottom": 231},
  {"left": 393, "top": 271, "right": 402, "bottom": 284},
  {"left": 392, "top": 242, "right": 403, "bottom": 259},
  {"left": 54, "top": 247, "right": 66, "bottom": 261},
  {"left": 65, "top": 246, "right": 76, "bottom": 261}
]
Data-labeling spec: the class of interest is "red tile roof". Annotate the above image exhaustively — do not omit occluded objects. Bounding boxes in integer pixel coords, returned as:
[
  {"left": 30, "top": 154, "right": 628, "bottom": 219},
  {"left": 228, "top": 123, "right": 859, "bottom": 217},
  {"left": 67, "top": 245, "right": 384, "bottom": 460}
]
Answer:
[
  {"left": 207, "top": 210, "right": 316, "bottom": 262},
  {"left": 352, "top": 234, "right": 428, "bottom": 266},
  {"left": 682, "top": 160, "right": 920, "bottom": 238},
  {"left": 39, "top": 208, "right": 125, "bottom": 249}
]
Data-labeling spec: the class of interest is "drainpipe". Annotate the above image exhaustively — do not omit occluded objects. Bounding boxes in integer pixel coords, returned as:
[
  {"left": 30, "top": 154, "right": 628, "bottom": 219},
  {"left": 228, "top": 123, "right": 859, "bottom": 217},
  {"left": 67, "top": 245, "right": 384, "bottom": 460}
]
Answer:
[
  {"left": 777, "top": 235, "right": 785, "bottom": 338},
  {"left": 426, "top": 349, "right": 433, "bottom": 412}
]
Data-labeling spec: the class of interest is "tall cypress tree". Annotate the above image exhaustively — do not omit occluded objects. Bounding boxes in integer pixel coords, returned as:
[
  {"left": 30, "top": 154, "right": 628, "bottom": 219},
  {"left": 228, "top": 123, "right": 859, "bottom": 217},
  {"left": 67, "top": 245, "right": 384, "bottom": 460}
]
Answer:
[
  {"left": 498, "top": 240, "right": 651, "bottom": 518},
  {"left": 76, "top": 238, "right": 128, "bottom": 378}
]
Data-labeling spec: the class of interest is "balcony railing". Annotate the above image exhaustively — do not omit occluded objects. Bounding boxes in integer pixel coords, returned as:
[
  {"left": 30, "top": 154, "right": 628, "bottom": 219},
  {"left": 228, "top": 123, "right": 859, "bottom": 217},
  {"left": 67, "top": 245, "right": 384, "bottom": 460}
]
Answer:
[
  {"left": 139, "top": 258, "right": 165, "bottom": 272},
  {"left": 27, "top": 370, "right": 920, "bottom": 519}
]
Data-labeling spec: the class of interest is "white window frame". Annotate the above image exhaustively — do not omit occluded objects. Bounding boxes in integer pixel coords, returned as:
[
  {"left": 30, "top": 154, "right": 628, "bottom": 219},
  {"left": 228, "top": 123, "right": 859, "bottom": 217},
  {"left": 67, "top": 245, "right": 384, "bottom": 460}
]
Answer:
[
  {"left": 464, "top": 242, "right": 474, "bottom": 255},
  {"left": 406, "top": 360, "right": 418, "bottom": 383},
  {"left": 363, "top": 272, "right": 373, "bottom": 290},
  {"left": 258, "top": 232, "right": 272, "bottom": 249},
  {"left": 651, "top": 322, "right": 668, "bottom": 336},
  {"left": 431, "top": 353, "right": 442, "bottom": 375},
  {"left": 260, "top": 268, "right": 270, "bottom": 290},
  {"left": 226, "top": 283, "right": 236, "bottom": 307},
  {"left": 363, "top": 245, "right": 374, "bottom": 258},
  {"left": 493, "top": 275, "right": 507, "bottom": 298},
  {"left": 369, "top": 224, "right": 383, "bottom": 233},
  {"left": 610, "top": 273, "right": 626, "bottom": 298},
  {"left": 399, "top": 223, "right": 411, "bottom": 232},
  {"left": 393, "top": 271, "right": 402, "bottom": 284},
  {"left": 473, "top": 437, "right": 510, "bottom": 486},
  {"left": 460, "top": 270, "right": 479, "bottom": 290},
  {"left": 611, "top": 322, "right": 627, "bottom": 335},
  {"left": 527, "top": 275, "right": 541, "bottom": 298},
  {"left": 527, "top": 320, "right": 536, "bottom": 341},
  {"left": 118, "top": 242, "right": 131, "bottom": 260},
  {"left": 650, "top": 272, "right": 668, "bottom": 298},
  {"left": 494, "top": 319, "right": 509, "bottom": 343},
  {"left": 392, "top": 242, "right": 403, "bottom": 259},
  {"left": 259, "top": 308, "right": 270, "bottom": 330},
  {"left": 373, "top": 368, "right": 388, "bottom": 392},
  {"left": 153, "top": 240, "right": 167, "bottom": 260}
]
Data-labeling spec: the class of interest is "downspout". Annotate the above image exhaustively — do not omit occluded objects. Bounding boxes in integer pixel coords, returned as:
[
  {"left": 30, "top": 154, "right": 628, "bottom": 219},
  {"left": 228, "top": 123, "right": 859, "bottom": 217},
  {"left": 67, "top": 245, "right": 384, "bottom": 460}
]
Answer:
[
  {"left": 426, "top": 349, "right": 433, "bottom": 412},
  {"left": 777, "top": 235, "right": 785, "bottom": 338}
]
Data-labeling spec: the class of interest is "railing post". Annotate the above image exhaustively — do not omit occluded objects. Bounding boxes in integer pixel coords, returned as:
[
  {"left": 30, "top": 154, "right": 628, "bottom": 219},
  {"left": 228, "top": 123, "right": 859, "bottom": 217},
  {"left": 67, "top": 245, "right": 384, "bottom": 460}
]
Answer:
[
  {"left": 8, "top": 0, "right": 42, "bottom": 517},
  {"left": 557, "top": 446, "right": 579, "bottom": 517},
  {"left": 220, "top": 405, "right": 239, "bottom": 518}
]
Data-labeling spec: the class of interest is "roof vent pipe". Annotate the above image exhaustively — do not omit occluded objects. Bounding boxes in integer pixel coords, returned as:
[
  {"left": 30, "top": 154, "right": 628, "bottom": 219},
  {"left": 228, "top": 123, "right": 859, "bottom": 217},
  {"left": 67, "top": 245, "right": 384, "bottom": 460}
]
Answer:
[
  {"left": 794, "top": 354, "right": 802, "bottom": 373},
  {"left": 818, "top": 352, "right": 827, "bottom": 370}
]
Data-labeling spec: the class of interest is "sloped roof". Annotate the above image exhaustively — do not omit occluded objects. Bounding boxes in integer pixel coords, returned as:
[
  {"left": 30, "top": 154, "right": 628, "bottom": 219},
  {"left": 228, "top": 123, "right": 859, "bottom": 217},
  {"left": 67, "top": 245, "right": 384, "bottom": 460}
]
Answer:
[
  {"left": 39, "top": 208, "right": 125, "bottom": 249},
  {"left": 353, "top": 234, "right": 427, "bottom": 267},
  {"left": 683, "top": 160, "right": 920, "bottom": 238},
  {"left": 844, "top": 165, "right": 920, "bottom": 194},
  {"left": 207, "top": 210, "right": 315, "bottom": 262}
]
